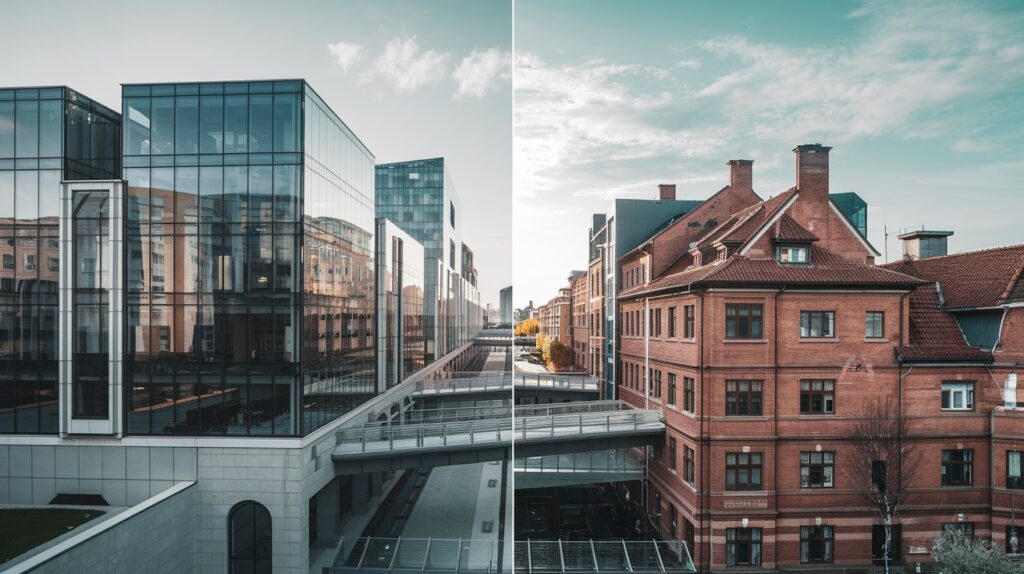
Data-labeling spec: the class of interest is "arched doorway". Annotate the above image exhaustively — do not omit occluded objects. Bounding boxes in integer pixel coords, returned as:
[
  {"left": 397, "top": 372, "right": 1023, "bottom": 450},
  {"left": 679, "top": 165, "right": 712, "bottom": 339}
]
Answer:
[{"left": 228, "top": 500, "right": 272, "bottom": 573}]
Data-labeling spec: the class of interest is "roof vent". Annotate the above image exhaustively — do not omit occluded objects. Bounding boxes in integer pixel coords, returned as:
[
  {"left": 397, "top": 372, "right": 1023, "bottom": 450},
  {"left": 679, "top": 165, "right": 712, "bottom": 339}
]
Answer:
[{"left": 899, "top": 228, "right": 953, "bottom": 260}]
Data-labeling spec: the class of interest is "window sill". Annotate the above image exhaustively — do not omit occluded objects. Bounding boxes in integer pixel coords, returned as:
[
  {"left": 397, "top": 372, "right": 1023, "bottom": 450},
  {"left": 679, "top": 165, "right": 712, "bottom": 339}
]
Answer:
[
  {"left": 723, "top": 339, "right": 767, "bottom": 344},
  {"left": 798, "top": 412, "right": 836, "bottom": 417},
  {"left": 798, "top": 337, "right": 839, "bottom": 343},
  {"left": 940, "top": 409, "right": 976, "bottom": 414},
  {"left": 864, "top": 337, "right": 889, "bottom": 343}
]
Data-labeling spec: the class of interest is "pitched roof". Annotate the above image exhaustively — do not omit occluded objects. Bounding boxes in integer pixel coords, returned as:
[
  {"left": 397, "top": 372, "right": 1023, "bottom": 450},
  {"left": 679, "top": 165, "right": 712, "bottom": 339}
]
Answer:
[
  {"left": 896, "top": 283, "right": 993, "bottom": 363},
  {"left": 620, "top": 245, "right": 923, "bottom": 298},
  {"left": 882, "top": 244, "right": 1024, "bottom": 309},
  {"left": 768, "top": 214, "right": 819, "bottom": 243}
]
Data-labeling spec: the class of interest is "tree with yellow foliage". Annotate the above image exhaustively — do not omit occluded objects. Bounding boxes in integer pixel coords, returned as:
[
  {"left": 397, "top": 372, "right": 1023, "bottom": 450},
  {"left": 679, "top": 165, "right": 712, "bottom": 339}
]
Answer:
[{"left": 515, "top": 318, "right": 539, "bottom": 337}]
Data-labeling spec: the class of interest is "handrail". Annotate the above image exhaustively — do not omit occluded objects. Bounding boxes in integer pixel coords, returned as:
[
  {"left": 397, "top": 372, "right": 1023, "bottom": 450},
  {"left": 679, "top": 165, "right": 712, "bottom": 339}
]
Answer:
[{"left": 335, "top": 408, "right": 663, "bottom": 453}]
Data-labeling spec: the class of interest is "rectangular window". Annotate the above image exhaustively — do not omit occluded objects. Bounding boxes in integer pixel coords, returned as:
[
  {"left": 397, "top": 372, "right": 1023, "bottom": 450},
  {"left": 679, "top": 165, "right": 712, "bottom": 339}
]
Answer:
[
  {"left": 684, "top": 305, "right": 695, "bottom": 338},
  {"left": 655, "top": 308, "right": 662, "bottom": 337},
  {"left": 667, "top": 373, "right": 676, "bottom": 406},
  {"left": 800, "top": 380, "right": 835, "bottom": 414},
  {"left": 668, "top": 307, "right": 676, "bottom": 338},
  {"left": 1008, "top": 525, "right": 1021, "bottom": 554},
  {"left": 800, "top": 452, "right": 835, "bottom": 488},
  {"left": 726, "top": 380, "right": 762, "bottom": 416},
  {"left": 2, "top": 254, "right": 12, "bottom": 269},
  {"left": 726, "top": 304, "right": 762, "bottom": 339},
  {"left": 726, "top": 528, "right": 762, "bottom": 566},
  {"left": 668, "top": 505, "right": 677, "bottom": 539},
  {"left": 778, "top": 245, "right": 808, "bottom": 263},
  {"left": 684, "top": 377, "right": 695, "bottom": 413},
  {"left": 800, "top": 526, "right": 834, "bottom": 564},
  {"left": 942, "top": 522, "right": 975, "bottom": 539},
  {"left": 1008, "top": 451, "right": 1023, "bottom": 489},
  {"left": 684, "top": 446, "right": 694, "bottom": 484},
  {"left": 48, "top": 258, "right": 59, "bottom": 272},
  {"left": 866, "top": 311, "right": 885, "bottom": 338},
  {"left": 726, "top": 452, "right": 762, "bottom": 491},
  {"left": 941, "top": 449, "right": 973, "bottom": 486},
  {"left": 800, "top": 310, "right": 835, "bottom": 338},
  {"left": 941, "top": 382, "right": 974, "bottom": 411},
  {"left": 668, "top": 437, "right": 677, "bottom": 472}
]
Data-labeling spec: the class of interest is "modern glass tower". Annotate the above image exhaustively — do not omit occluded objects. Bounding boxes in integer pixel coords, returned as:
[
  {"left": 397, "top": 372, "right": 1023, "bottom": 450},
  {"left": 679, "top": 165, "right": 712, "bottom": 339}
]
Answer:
[
  {"left": 375, "top": 218, "right": 425, "bottom": 391},
  {"left": 120, "top": 80, "right": 375, "bottom": 436},
  {"left": 375, "top": 158, "right": 481, "bottom": 361},
  {"left": 0, "top": 86, "right": 120, "bottom": 434}
]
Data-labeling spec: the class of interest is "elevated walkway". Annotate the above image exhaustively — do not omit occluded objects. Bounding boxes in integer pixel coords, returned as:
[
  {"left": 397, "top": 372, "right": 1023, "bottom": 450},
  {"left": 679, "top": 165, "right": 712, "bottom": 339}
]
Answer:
[
  {"left": 330, "top": 537, "right": 694, "bottom": 573},
  {"left": 332, "top": 402, "right": 663, "bottom": 475},
  {"left": 514, "top": 449, "right": 643, "bottom": 490},
  {"left": 413, "top": 373, "right": 599, "bottom": 401}
]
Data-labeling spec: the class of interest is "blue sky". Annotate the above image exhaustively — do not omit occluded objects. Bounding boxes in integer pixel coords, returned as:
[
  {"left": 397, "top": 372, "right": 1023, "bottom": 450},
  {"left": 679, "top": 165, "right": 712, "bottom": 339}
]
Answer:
[
  {"left": 0, "top": 0, "right": 512, "bottom": 307},
  {"left": 514, "top": 0, "right": 1024, "bottom": 307}
]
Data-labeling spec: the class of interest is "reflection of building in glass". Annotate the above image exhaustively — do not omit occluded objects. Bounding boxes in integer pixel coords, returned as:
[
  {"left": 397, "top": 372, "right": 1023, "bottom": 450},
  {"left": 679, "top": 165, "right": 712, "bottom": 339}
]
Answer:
[
  {"left": 0, "top": 86, "right": 120, "bottom": 434},
  {"left": 121, "top": 80, "right": 375, "bottom": 436},
  {"left": 375, "top": 158, "right": 481, "bottom": 361},
  {"left": 376, "top": 219, "right": 425, "bottom": 391}
]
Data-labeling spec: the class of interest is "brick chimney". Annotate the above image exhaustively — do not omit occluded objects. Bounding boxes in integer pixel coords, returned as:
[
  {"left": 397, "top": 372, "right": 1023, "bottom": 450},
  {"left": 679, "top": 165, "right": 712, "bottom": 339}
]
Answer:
[
  {"left": 658, "top": 184, "right": 676, "bottom": 201},
  {"left": 727, "top": 159, "right": 753, "bottom": 194},
  {"left": 791, "top": 144, "right": 831, "bottom": 235}
]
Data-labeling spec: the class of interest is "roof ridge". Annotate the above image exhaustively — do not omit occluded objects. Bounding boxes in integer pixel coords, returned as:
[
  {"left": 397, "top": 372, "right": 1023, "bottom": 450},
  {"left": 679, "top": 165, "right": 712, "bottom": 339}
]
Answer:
[{"left": 901, "top": 242, "right": 1024, "bottom": 262}]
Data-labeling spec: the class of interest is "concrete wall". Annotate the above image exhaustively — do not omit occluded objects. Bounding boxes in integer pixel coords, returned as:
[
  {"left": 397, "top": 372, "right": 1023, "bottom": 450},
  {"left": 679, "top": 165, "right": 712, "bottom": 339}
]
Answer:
[{"left": 14, "top": 482, "right": 196, "bottom": 574}]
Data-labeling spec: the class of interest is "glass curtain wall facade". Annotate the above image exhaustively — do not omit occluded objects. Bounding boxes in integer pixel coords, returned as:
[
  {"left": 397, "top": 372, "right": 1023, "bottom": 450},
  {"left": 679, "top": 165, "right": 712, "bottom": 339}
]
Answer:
[
  {"left": 0, "top": 86, "right": 120, "bottom": 434},
  {"left": 376, "top": 219, "right": 425, "bottom": 391},
  {"left": 375, "top": 158, "right": 447, "bottom": 362},
  {"left": 376, "top": 158, "right": 481, "bottom": 361},
  {"left": 121, "top": 80, "right": 374, "bottom": 437}
]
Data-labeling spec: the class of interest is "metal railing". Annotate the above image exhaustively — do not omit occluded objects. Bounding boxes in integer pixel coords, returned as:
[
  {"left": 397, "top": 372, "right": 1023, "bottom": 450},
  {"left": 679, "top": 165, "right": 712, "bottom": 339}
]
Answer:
[
  {"left": 328, "top": 537, "right": 694, "bottom": 573},
  {"left": 332, "top": 537, "right": 502, "bottom": 573},
  {"left": 514, "top": 539, "right": 695, "bottom": 573},
  {"left": 335, "top": 407, "right": 663, "bottom": 455},
  {"left": 513, "top": 374, "right": 600, "bottom": 392},
  {"left": 514, "top": 400, "right": 624, "bottom": 418},
  {"left": 514, "top": 449, "right": 642, "bottom": 474},
  {"left": 514, "top": 410, "right": 662, "bottom": 441},
  {"left": 416, "top": 374, "right": 513, "bottom": 395}
]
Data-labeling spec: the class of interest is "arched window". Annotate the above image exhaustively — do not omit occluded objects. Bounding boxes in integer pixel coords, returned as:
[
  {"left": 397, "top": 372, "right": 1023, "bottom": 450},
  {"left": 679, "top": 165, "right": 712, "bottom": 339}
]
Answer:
[{"left": 228, "top": 500, "right": 272, "bottom": 574}]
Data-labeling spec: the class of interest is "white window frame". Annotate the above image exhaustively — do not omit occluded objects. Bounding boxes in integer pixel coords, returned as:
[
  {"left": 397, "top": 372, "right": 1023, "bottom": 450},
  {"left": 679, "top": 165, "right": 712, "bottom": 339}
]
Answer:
[
  {"left": 941, "top": 382, "right": 974, "bottom": 411},
  {"left": 778, "top": 245, "right": 808, "bottom": 264}
]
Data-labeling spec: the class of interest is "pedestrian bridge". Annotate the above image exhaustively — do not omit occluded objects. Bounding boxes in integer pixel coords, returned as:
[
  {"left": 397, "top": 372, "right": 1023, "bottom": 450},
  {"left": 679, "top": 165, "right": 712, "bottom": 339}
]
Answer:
[
  {"left": 514, "top": 449, "right": 644, "bottom": 490},
  {"left": 413, "top": 373, "right": 599, "bottom": 399},
  {"left": 332, "top": 401, "right": 663, "bottom": 474},
  {"left": 330, "top": 537, "right": 694, "bottom": 573}
]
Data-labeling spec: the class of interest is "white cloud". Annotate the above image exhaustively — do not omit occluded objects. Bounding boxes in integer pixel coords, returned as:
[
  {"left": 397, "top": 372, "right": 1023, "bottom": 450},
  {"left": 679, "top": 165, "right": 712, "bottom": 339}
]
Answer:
[
  {"left": 675, "top": 59, "right": 701, "bottom": 69},
  {"left": 514, "top": 52, "right": 729, "bottom": 201},
  {"left": 361, "top": 35, "right": 451, "bottom": 93},
  {"left": 452, "top": 48, "right": 512, "bottom": 98},
  {"left": 326, "top": 41, "right": 365, "bottom": 74},
  {"left": 694, "top": 0, "right": 1024, "bottom": 143}
]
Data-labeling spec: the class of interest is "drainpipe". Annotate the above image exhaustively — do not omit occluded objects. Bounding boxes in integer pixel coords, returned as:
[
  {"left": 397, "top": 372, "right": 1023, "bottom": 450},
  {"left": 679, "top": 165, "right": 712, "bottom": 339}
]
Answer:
[{"left": 645, "top": 296, "right": 650, "bottom": 411}]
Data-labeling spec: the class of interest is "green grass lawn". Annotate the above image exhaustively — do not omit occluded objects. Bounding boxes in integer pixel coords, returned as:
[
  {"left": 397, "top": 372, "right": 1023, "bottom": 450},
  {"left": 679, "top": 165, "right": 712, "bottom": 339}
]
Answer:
[{"left": 0, "top": 508, "right": 106, "bottom": 564}]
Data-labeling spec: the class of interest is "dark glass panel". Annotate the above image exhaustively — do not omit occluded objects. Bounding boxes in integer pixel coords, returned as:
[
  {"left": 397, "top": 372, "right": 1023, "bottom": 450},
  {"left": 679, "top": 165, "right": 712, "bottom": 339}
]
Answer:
[
  {"left": 224, "top": 95, "right": 248, "bottom": 154},
  {"left": 15, "top": 101, "right": 38, "bottom": 158},
  {"left": 0, "top": 101, "right": 13, "bottom": 158},
  {"left": 249, "top": 95, "right": 273, "bottom": 153},
  {"left": 199, "top": 95, "right": 224, "bottom": 154},
  {"left": 150, "top": 97, "right": 174, "bottom": 155},
  {"left": 125, "top": 98, "right": 151, "bottom": 155},
  {"left": 38, "top": 100, "right": 62, "bottom": 158},
  {"left": 175, "top": 96, "right": 199, "bottom": 154}
]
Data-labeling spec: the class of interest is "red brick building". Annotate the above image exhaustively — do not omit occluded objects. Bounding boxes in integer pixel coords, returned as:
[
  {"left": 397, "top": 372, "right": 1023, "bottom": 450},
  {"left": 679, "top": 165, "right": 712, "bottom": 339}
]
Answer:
[
  {"left": 588, "top": 253, "right": 606, "bottom": 383},
  {"left": 538, "top": 287, "right": 571, "bottom": 346},
  {"left": 569, "top": 270, "right": 589, "bottom": 370},
  {"left": 614, "top": 144, "right": 1024, "bottom": 570}
]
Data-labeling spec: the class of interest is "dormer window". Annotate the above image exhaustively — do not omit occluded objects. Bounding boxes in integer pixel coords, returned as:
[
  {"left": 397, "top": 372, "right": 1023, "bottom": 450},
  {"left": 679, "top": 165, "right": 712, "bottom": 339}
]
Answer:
[{"left": 777, "top": 245, "right": 809, "bottom": 264}]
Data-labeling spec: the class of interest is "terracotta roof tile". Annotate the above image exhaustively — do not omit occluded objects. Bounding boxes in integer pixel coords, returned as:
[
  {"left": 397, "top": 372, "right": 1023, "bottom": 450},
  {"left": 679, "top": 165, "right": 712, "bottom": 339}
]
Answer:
[
  {"left": 896, "top": 283, "right": 993, "bottom": 363},
  {"left": 882, "top": 244, "right": 1024, "bottom": 309}
]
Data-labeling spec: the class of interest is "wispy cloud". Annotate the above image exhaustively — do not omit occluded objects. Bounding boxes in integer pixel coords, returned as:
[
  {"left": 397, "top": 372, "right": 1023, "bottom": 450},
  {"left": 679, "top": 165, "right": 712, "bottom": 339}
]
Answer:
[
  {"left": 453, "top": 48, "right": 512, "bottom": 98},
  {"left": 361, "top": 35, "right": 451, "bottom": 93},
  {"left": 695, "top": 1, "right": 1024, "bottom": 143},
  {"left": 514, "top": 52, "right": 728, "bottom": 201},
  {"left": 327, "top": 41, "right": 365, "bottom": 74}
]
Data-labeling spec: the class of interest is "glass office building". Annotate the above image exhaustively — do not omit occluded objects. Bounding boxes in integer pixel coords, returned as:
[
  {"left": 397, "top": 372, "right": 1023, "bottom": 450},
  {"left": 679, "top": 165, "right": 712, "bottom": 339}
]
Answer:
[
  {"left": 376, "top": 158, "right": 481, "bottom": 361},
  {"left": 120, "top": 80, "right": 375, "bottom": 436},
  {"left": 0, "top": 86, "right": 120, "bottom": 434},
  {"left": 376, "top": 219, "right": 425, "bottom": 391}
]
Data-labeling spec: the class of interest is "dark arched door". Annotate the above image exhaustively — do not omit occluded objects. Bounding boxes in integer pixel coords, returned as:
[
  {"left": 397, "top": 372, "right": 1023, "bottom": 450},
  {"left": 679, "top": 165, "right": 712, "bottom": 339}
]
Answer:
[{"left": 229, "top": 500, "right": 272, "bottom": 574}]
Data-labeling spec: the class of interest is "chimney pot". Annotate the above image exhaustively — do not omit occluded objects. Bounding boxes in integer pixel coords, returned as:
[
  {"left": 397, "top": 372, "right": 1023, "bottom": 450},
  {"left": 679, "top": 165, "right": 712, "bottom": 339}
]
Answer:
[{"left": 658, "top": 184, "right": 676, "bottom": 201}]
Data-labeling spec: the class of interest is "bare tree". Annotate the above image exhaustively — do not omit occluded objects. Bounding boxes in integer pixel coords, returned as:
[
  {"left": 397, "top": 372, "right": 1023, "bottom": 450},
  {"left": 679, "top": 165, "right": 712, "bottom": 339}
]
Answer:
[{"left": 846, "top": 396, "right": 918, "bottom": 574}]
